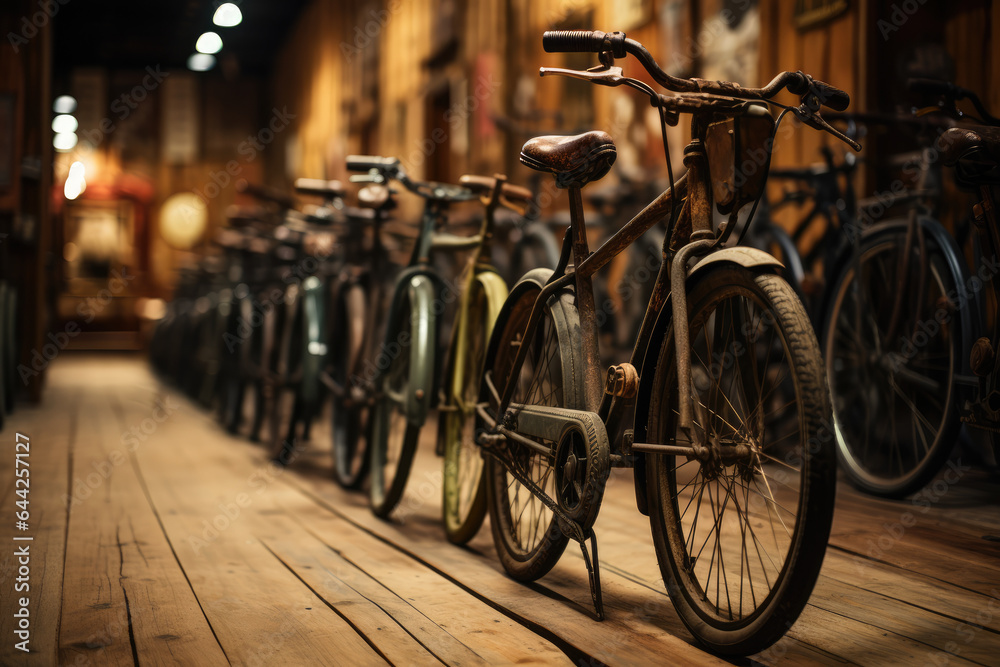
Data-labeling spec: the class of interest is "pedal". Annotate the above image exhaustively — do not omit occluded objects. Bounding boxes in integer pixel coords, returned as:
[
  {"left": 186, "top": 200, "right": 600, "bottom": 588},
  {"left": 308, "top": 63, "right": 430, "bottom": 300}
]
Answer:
[{"left": 604, "top": 363, "right": 638, "bottom": 398}]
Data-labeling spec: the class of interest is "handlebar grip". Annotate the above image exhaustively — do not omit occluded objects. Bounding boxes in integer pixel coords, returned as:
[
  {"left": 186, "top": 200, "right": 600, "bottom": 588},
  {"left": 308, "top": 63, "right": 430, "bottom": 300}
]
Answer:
[
  {"left": 811, "top": 79, "right": 850, "bottom": 111},
  {"left": 542, "top": 30, "right": 626, "bottom": 57},
  {"left": 345, "top": 155, "right": 399, "bottom": 173}
]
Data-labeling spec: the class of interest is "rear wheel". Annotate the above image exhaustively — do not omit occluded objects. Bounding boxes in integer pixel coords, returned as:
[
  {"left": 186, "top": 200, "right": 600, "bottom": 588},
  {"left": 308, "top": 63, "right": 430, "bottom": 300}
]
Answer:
[
  {"left": 646, "top": 266, "right": 836, "bottom": 655},
  {"left": 823, "top": 230, "right": 961, "bottom": 497},
  {"left": 484, "top": 272, "right": 583, "bottom": 581},
  {"left": 441, "top": 279, "right": 503, "bottom": 544},
  {"left": 331, "top": 283, "right": 370, "bottom": 488},
  {"left": 267, "top": 287, "right": 303, "bottom": 464}
]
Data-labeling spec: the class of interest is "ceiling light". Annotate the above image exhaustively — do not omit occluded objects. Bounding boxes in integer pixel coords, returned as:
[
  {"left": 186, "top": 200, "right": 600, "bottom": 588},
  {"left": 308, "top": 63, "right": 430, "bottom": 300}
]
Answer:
[
  {"left": 52, "top": 114, "right": 78, "bottom": 134},
  {"left": 53, "top": 132, "right": 78, "bottom": 152},
  {"left": 53, "top": 95, "right": 77, "bottom": 114},
  {"left": 196, "top": 31, "right": 223, "bottom": 54},
  {"left": 187, "top": 53, "right": 217, "bottom": 72},
  {"left": 213, "top": 3, "right": 242, "bottom": 27}
]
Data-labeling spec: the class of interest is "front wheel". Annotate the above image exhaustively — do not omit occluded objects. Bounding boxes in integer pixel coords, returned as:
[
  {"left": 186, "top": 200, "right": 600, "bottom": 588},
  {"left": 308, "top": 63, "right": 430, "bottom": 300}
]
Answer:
[
  {"left": 441, "top": 274, "right": 506, "bottom": 544},
  {"left": 368, "top": 277, "right": 435, "bottom": 518},
  {"left": 646, "top": 266, "right": 836, "bottom": 656}
]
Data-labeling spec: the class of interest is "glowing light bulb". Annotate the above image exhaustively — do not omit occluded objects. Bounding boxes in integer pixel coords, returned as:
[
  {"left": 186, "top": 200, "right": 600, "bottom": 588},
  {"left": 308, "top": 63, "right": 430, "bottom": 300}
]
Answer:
[
  {"left": 52, "top": 114, "right": 78, "bottom": 134},
  {"left": 213, "top": 3, "right": 242, "bottom": 27},
  {"left": 53, "top": 95, "right": 77, "bottom": 114},
  {"left": 196, "top": 31, "right": 223, "bottom": 54},
  {"left": 187, "top": 53, "right": 217, "bottom": 72},
  {"left": 53, "top": 132, "right": 78, "bottom": 152}
]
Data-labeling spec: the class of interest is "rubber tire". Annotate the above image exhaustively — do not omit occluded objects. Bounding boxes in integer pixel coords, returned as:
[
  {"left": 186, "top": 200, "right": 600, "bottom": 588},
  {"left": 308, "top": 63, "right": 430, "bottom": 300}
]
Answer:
[
  {"left": 368, "top": 286, "right": 429, "bottom": 518},
  {"left": 822, "top": 231, "right": 961, "bottom": 498},
  {"left": 485, "top": 269, "right": 584, "bottom": 582},
  {"left": 268, "top": 288, "right": 303, "bottom": 464},
  {"left": 646, "top": 266, "right": 836, "bottom": 656},
  {"left": 441, "top": 279, "right": 502, "bottom": 544},
  {"left": 332, "top": 283, "right": 371, "bottom": 489}
]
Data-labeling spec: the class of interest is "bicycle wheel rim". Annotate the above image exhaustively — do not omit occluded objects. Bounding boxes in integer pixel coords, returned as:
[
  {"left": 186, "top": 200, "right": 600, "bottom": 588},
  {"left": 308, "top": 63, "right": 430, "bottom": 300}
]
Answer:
[
  {"left": 443, "top": 284, "right": 491, "bottom": 541},
  {"left": 825, "top": 235, "right": 958, "bottom": 494},
  {"left": 647, "top": 268, "right": 835, "bottom": 653}
]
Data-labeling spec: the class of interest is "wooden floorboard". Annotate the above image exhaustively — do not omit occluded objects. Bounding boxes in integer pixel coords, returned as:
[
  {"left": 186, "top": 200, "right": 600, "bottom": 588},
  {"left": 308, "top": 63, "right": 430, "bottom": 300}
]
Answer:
[{"left": 1, "top": 353, "right": 998, "bottom": 665}]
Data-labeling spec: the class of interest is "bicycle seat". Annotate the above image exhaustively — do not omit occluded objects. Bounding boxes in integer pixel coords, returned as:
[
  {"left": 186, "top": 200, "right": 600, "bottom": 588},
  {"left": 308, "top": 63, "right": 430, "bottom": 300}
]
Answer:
[
  {"left": 942, "top": 126, "right": 1000, "bottom": 186},
  {"left": 520, "top": 131, "right": 617, "bottom": 188}
]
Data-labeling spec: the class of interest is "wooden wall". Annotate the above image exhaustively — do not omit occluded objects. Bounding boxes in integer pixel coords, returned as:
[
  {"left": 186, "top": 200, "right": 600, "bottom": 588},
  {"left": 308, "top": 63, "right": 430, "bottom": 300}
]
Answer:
[{"left": 0, "top": 0, "right": 53, "bottom": 401}]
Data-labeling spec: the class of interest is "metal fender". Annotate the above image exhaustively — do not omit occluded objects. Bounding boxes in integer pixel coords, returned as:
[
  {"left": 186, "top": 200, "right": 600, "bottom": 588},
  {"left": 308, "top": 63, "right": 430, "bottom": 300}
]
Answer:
[
  {"left": 299, "top": 275, "right": 326, "bottom": 412},
  {"left": 449, "top": 269, "right": 508, "bottom": 400},
  {"left": 687, "top": 245, "right": 784, "bottom": 276},
  {"left": 631, "top": 247, "right": 782, "bottom": 516},
  {"left": 380, "top": 273, "right": 438, "bottom": 425}
]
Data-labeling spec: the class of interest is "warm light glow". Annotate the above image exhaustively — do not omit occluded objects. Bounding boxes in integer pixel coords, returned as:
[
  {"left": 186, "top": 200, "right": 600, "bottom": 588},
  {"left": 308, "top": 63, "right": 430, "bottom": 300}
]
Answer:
[
  {"left": 196, "top": 31, "right": 223, "bottom": 54},
  {"left": 53, "top": 132, "right": 78, "bottom": 152},
  {"left": 52, "top": 114, "right": 78, "bottom": 134},
  {"left": 213, "top": 3, "right": 242, "bottom": 27},
  {"left": 160, "top": 193, "right": 208, "bottom": 249},
  {"left": 187, "top": 53, "right": 217, "bottom": 72},
  {"left": 53, "top": 95, "right": 77, "bottom": 114},
  {"left": 64, "top": 161, "right": 87, "bottom": 200}
]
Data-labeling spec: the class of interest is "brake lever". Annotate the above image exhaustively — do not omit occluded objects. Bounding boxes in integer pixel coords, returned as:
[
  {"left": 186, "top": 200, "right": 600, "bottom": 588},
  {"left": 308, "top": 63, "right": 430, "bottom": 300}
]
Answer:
[
  {"left": 539, "top": 65, "right": 626, "bottom": 87},
  {"left": 794, "top": 104, "right": 862, "bottom": 152}
]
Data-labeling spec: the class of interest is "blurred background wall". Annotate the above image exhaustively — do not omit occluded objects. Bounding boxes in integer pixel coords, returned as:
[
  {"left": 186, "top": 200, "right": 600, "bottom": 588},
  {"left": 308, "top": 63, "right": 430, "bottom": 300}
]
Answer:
[{"left": 1, "top": 0, "right": 998, "bottom": 398}]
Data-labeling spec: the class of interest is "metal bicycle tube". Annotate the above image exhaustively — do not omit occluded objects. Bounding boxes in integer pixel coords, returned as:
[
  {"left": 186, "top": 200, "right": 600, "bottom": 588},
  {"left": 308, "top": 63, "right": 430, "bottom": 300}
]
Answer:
[{"left": 569, "top": 186, "right": 604, "bottom": 412}]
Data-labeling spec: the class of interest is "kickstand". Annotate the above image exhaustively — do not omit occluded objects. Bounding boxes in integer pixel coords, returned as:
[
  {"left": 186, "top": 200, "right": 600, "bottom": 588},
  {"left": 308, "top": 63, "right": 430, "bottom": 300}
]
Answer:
[{"left": 578, "top": 529, "right": 604, "bottom": 620}]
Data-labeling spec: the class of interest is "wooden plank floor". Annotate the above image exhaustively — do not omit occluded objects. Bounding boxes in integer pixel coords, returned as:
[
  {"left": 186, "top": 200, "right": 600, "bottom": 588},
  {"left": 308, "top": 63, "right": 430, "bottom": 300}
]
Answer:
[{"left": 1, "top": 353, "right": 999, "bottom": 665}]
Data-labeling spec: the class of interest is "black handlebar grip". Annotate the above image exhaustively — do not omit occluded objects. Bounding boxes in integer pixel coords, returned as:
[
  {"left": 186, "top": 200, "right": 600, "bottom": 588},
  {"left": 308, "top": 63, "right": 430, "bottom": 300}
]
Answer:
[
  {"left": 811, "top": 79, "right": 850, "bottom": 112},
  {"left": 345, "top": 155, "right": 399, "bottom": 172},
  {"left": 542, "top": 30, "right": 626, "bottom": 57}
]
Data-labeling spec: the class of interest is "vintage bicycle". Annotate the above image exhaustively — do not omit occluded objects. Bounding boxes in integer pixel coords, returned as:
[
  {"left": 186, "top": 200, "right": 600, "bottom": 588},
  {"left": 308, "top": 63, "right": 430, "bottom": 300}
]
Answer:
[
  {"left": 338, "top": 157, "right": 532, "bottom": 528},
  {"left": 473, "top": 30, "right": 859, "bottom": 655},
  {"left": 823, "top": 80, "right": 1000, "bottom": 497}
]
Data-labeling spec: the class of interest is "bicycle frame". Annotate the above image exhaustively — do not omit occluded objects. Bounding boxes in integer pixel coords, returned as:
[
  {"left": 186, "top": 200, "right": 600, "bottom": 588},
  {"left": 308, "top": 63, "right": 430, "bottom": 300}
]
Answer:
[{"left": 490, "top": 112, "right": 783, "bottom": 463}]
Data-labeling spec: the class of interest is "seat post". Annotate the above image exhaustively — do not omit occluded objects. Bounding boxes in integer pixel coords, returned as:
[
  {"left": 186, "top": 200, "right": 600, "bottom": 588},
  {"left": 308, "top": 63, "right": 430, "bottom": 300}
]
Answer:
[{"left": 568, "top": 185, "right": 604, "bottom": 412}]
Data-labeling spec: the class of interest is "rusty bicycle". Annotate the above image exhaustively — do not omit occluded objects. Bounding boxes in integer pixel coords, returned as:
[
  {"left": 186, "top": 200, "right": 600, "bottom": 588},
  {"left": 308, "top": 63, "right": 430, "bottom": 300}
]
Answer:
[{"left": 474, "top": 30, "right": 859, "bottom": 655}]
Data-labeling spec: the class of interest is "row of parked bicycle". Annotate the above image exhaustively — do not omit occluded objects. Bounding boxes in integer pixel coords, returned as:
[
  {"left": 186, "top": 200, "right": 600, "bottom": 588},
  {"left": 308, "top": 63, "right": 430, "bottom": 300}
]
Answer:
[{"left": 150, "top": 30, "right": 1000, "bottom": 656}]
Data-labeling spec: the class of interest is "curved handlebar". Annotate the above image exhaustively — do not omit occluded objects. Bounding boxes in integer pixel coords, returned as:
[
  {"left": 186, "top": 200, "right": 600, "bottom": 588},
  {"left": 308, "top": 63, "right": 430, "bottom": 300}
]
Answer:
[{"left": 543, "top": 29, "right": 850, "bottom": 112}]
